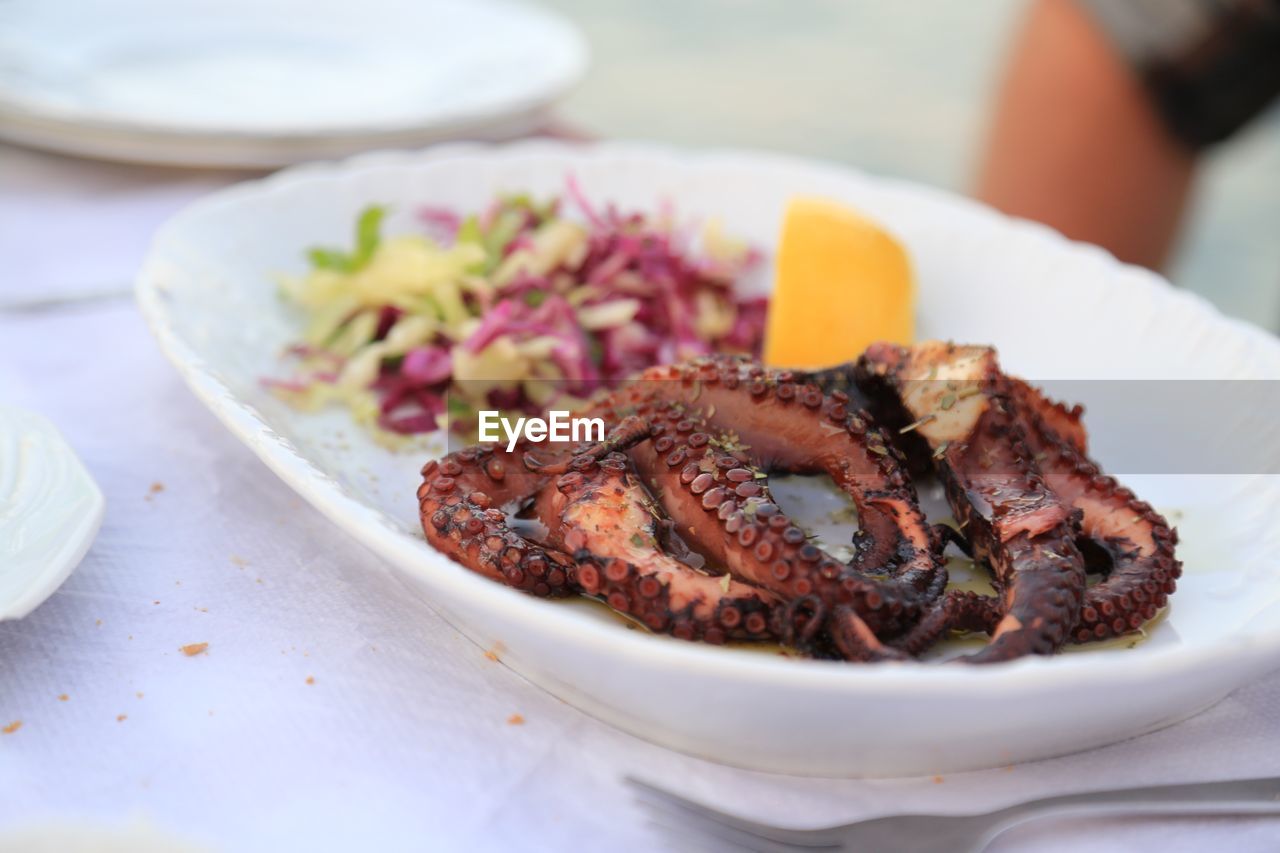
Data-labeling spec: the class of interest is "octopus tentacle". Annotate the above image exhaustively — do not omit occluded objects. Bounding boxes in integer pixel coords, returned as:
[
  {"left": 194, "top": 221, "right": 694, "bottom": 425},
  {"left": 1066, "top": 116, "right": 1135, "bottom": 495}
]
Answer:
[
  {"left": 945, "top": 383, "right": 1182, "bottom": 644},
  {"left": 884, "top": 558, "right": 954, "bottom": 656},
  {"left": 524, "top": 414, "right": 654, "bottom": 474},
  {"left": 1008, "top": 377, "right": 1087, "bottom": 455},
  {"left": 774, "top": 595, "right": 829, "bottom": 651},
  {"left": 418, "top": 444, "right": 579, "bottom": 597},
  {"left": 655, "top": 410, "right": 904, "bottom": 610},
  {"left": 560, "top": 407, "right": 911, "bottom": 658},
  {"left": 1013, "top": 388, "right": 1181, "bottom": 642},
  {"left": 798, "top": 361, "right": 934, "bottom": 475},
  {"left": 829, "top": 606, "right": 910, "bottom": 662},
  {"left": 803, "top": 363, "right": 1088, "bottom": 458},
  {"left": 637, "top": 409, "right": 917, "bottom": 656},
  {"left": 575, "top": 358, "right": 945, "bottom": 649},
  {"left": 789, "top": 364, "right": 867, "bottom": 406},
  {"left": 934, "top": 522, "right": 974, "bottom": 557},
  {"left": 858, "top": 342, "right": 1086, "bottom": 662},
  {"left": 537, "top": 449, "right": 779, "bottom": 643},
  {"left": 942, "top": 589, "right": 1002, "bottom": 634},
  {"left": 688, "top": 360, "right": 937, "bottom": 588}
]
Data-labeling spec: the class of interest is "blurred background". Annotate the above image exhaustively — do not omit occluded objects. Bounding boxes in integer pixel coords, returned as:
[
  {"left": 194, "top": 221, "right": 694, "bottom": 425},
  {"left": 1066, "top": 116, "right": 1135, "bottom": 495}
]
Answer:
[
  {"left": 540, "top": 0, "right": 1280, "bottom": 330},
  {"left": 2, "top": 0, "right": 1278, "bottom": 329}
]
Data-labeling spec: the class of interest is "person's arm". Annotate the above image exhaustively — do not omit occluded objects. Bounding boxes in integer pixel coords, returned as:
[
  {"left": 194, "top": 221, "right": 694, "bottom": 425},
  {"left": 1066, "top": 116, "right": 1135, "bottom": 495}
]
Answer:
[{"left": 975, "top": 0, "right": 1195, "bottom": 271}]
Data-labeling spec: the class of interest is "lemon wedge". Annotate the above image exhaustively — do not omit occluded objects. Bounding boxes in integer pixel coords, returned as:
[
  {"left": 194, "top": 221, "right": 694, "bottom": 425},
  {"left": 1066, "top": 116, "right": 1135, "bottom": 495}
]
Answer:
[{"left": 763, "top": 196, "right": 915, "bottom": 368}]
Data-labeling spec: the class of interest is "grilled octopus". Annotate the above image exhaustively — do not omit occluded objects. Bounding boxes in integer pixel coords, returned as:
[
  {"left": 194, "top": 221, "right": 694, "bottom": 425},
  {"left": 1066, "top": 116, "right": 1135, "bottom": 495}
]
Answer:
[
  {"left": 418, "top": 344, "right": 1180, "bottom": 663},
  {"left": 850, "top": 341, "right": 1180, "bottom": 660}
]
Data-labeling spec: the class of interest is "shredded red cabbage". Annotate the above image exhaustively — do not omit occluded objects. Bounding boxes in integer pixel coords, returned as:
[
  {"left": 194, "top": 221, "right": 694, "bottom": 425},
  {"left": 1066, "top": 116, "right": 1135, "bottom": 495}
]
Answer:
[{"left": 274, "top": 178, "right": 768, "bottom": 435}]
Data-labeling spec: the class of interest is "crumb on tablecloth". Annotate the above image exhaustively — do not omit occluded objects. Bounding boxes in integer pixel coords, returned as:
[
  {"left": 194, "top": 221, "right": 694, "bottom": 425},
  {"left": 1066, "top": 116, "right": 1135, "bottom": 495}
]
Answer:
[
  {"left": 305, "top": 676, "right": 315, "bottom": 685},
  {"left": 507, "top": 714, "right": 525, "bottom": 726},
  {"left": 57, "top": 694, "right": 68, "bottom": 702},
  {"left": 180, "top": 642, "right": 209, "bottom": 657},
  {"left": 2, "top": 721, "right": 21, "bottom": 734},
  {"left": 136, "top": 692, "right": 144, "bottom": 699},
  {"left": 230, "top": 555, "right": 248, "bottom": 568},
  {"left": 116, "top": 714, "right": 127, "bottom": 723},
  {"left": 932, "top": 775, "right": 944, "bottom": 784}
]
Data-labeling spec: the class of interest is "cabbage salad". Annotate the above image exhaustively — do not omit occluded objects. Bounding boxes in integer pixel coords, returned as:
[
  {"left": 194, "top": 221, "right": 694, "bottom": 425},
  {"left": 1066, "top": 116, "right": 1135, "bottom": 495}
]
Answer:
[{"left": 268, "top": 179, "right": 767, "bottom": 441}]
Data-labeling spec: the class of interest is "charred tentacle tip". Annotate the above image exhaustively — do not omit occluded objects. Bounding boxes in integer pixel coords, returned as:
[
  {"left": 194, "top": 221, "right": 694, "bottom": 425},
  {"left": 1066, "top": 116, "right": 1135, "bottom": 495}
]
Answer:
[
  {"left": 829, "top": 605, "right": 910, "bottom": 662},
  {"left": 773, "top": 594, "right": 827, "bottom": 651},
  {"left": 932, "top": 523, "right": 972, "bottom": 556}
]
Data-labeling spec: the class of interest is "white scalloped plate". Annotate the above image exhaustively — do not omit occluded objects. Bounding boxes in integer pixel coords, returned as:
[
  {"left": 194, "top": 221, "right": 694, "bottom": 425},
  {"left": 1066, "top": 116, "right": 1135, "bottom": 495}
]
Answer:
[
  {"left": 136, "top": 142, "right": 1280, "bottom": 776},
  {"left": 0, "top": 0, "right": 586, "bottom": 167},
  {"left": 0, "top": 406, "right": 104, "bottom": 620}
]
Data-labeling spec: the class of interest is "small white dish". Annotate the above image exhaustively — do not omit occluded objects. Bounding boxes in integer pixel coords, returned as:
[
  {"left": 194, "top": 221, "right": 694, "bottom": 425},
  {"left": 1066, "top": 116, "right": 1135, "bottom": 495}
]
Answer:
[
  {"left": 0, "top": 406, "right": 104, "bottom": 620},
  {"left": 0, "top": 0, "right": 587, "bottom": 167},
  {"left": 137, "top": 141, "right": 1280, "bottom": 776}
]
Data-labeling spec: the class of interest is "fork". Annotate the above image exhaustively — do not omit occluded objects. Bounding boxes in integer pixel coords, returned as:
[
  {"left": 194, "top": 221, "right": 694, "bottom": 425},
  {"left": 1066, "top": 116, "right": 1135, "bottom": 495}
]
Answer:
[{"left": 628, "top": 774, "right": 1280, "bottom": 852}]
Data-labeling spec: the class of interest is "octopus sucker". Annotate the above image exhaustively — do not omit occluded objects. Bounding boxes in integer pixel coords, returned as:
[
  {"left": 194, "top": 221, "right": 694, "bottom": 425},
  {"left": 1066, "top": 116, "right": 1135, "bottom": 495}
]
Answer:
[{"left": 418, "top": 345, "right": 1179, "bottom": 664}]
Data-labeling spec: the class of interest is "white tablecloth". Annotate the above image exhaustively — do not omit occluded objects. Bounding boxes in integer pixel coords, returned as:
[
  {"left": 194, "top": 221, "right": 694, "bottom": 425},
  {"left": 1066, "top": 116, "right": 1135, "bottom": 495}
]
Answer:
[{"left": 2, "top": 144, "right": 1279, "bottom": 852}]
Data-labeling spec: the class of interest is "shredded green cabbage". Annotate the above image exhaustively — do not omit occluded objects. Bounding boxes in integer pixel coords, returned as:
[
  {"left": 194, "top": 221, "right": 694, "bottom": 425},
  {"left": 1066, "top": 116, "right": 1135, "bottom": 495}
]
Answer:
[{"left": 267, "top": 181, "right": 767, "bottom": 439}]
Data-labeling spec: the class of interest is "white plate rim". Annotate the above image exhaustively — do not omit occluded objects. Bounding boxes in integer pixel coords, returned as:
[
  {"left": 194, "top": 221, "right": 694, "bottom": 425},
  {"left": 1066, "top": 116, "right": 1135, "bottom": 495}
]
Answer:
[
  {"left": 135, "top": 139, "right": 1280, "bottom": 699},
  {"left": 0, "top": 0, "right": 588, "bottom": 165},
  {"left": 0, "top": 405, "right": 105, "bottom": 621},
  {"left": 0, "top": 99, "right": 555, "bottom": 168}
]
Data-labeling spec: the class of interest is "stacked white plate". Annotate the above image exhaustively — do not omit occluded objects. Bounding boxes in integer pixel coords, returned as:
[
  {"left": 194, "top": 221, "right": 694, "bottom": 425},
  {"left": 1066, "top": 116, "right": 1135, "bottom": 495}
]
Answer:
[{"left": 0, "top": 0, "right": 587, "bottom": 167}]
